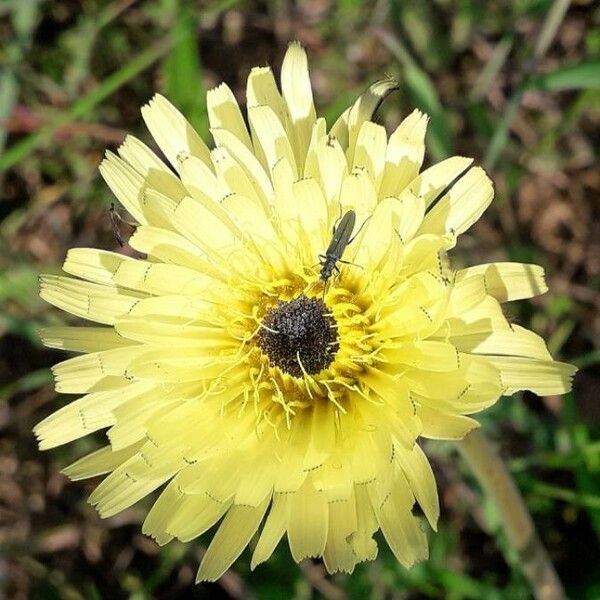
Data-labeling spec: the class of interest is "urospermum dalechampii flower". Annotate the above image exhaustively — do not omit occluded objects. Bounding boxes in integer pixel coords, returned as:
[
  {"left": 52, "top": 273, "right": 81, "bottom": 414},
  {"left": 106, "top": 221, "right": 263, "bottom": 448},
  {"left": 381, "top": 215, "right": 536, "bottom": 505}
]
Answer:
[{"left": 37, "top": 42, "right": 576, "bottom": 581}]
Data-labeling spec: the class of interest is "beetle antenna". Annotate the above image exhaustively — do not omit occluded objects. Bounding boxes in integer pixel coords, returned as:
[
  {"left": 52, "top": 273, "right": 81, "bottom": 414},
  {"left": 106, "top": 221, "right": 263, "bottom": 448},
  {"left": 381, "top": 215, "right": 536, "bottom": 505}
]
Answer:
[{"left": 348, "top": 215, "right": 372, "bottom": 244}]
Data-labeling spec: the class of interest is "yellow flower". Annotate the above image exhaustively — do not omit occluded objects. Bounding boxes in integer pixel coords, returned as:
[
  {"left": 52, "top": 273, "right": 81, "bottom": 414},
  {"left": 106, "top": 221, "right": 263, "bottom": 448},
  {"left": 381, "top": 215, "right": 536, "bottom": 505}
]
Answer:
[{"left": 37, "top": 42, "right": 575, "bottom": 581}]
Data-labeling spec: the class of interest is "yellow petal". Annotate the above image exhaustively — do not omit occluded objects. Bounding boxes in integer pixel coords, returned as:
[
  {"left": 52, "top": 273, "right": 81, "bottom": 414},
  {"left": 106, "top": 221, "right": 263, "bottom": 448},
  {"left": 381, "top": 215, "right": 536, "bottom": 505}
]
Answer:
[
  {"left": 273, "top": 427, "right": 310, "bottom": 494},
  {"left": 368, "top": 472, "right": 428, "bottom": 568},
  {"left": 312, "top": 452, "right": 353, "bottom": 503},
  {"left": 303, "top": 399, "right": 336, "bottom": 471},
  {"left": 139, "top": 187, "right": 180, "bottom": 231},
  {"left": 114, "top": 318, "right": 232, "bottom": 348},
  {"left": 35, "top": 389, "right": 115, "bottom": 448},
  {"left": 392, "top": 190, "right": 426, "bottom": 244},
  {"left": 51, "top": 346, "right": 147, "bottom": 393},
  {"left": 177, "top": 152, "right": 224, "bottom": 203},
  {"left": 141, "top": 94, "right": 211, "bottom": 171},
  {"left": 211, "top": 127, "right": 273, "bottom": 205},
  {"left": 129, "top": 225, "right": 222, "bottom": 278},
  {"left": 142, "top": 480, "right": 180, "bottom": 546},
  {"left": 62, "top": 441, "right": 144, "bottom": 481},
  {"left": 65, "top": 248, "right": 215, "bottom": 297},
  {"left": 251, "top": 494, "right": 290, "bottom": 569},
  {"left": 444, "top": 294, "right": 510, "bottom": 330},
  {"left": 40, "top": 275, "right": 144, "bottom": 325},
  {"left": 39, "top": 326, "right": 133, "bottom": 353},
  {"left": 352, "top": 121, "right": 387, "bottom": 192},
  {"left": 449, "top": 323, "right": 552, "bottom": 360},
  {"left": 383, "top": 340, "right": 460, "bottom": 372},
  {"left": 455, "top": 262, "right": 547, "bottom": 301},
  {"left": 128, "top": 294, "right": 231, "bottom": 320},
  {"left": 287, "top": 476, "right": 328, "bottom": 562},
  {"left": 292, "top": 177, "right": 328, "bottom": 258},
  {"left": 234, "top": 441, "right": 279, "bottom": 506},
  {"left": 117, "top": 135, "right": 169, "bottom": 174},
  {"left": 348, "top": 484, "right": 378, "bottom": 562},
  {"left": 280, "top": 41, "right": 316, "bottom": 170},
  {"left": 400, "top": 234, "right": 448, "bottom": 278},
  {"left": 405, "top": 155, "right": 473, "bottom": 208},
  {"left": 488, "top": 356, "right": 577, "bottom": 395},
  {"left": 405, "top": 353, "right": 501, "bottom": 403},
  {"left": 125, "top": 350, "right": 238, "bottom": 383},
  {"left": 446, "top": 273, "right": 488, "bottom": 315},
  {"left": 351, "top": 197, "right": 401, "bottom": 276},
  {"left": 377, "top": 271, "right": 449, "bottom": 337},
  {"left": 303, "top": 117, "right": 327, "bottom": 180},
  {"left": 248, "top": 105, "right": 298, "bottom": 178},
  {"left": 172, "top": 195, "right": 241, "bottom": 257},
  {"left": 206, "top": 82, "right": 252, "bottom": 150},
  {"left": 99, "top": 152, "right": 147, "bottom": 225},
  {"left": 221, "top": 192, "right": 279, "bottom": 246},
  {"left": 379, "top": 109, "right": 428, "bottom": 198},
  {"left": 304, "top": 132, "right": 348, "bottom": 207},
  {"left": 145, "top": 166, "right": 188, "bottom": 200},
  {"left": 167, "top": 492, "right": 231, "bottom": 542},
  {"left": 323, "top": 496, "right": 358, "bottom": 574},
  {"left": 362, "top": 369, "right": 420, "bottom": 445},
  {"left": 63, "top": 248, "right": 131, "bottom": 286},
  {"left": 331, "top": 78, "right": 399, "bottom": 161},
  {"left": 246, "top": 66, "right": 289, "bottom": 126},
  {"left": 271, "top": 157, "right": 302, "bottom": 249},
  {"left": 347, "top": 430, "right": 379, "bottom": 484},
  {"left": 109, "top": 391, "right": 182, "bottom": 450},
  {"left": 89, "top": 456, "right": 171, "bottom": 518},
  {"left": 212, "top": 146, "right": 266, "bottom": 210},
  {"left": 339, "top": 169, "right": 377, "bottom": 238},
  {"left": 396, "top": 443, "right": 439, "bottom": 530},
  {"left": 418, "top": 405, "right": 480, "bottom": 439},
  {"left": 419, "top": 167, "right": 493, "bottom": 237},
  {"left": 196, "top": 497, "right": 270, "bottom": 582}
]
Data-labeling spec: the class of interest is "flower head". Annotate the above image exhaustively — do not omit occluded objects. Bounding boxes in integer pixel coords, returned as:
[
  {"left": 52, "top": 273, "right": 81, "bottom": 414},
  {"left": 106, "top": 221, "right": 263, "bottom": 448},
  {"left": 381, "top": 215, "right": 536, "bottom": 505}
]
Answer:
[{"left": 37, "top": 42, "right": 575, "bottom": 581}]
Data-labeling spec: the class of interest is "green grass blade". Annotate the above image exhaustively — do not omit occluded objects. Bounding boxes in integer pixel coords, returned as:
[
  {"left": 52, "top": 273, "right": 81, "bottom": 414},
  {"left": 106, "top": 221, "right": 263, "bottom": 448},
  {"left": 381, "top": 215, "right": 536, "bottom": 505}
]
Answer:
[
  {"left": 0, "top": 38, "right": 172, "bottom": 173},
  {"left": 572, "top": 350, "right": 600, "bottom": 370},
  {"left": 528, "top": 59, "right": 600, "bottom": 91},
  {"left": 470, "top": 35, "right": 514, "bottom": 101},
  {"left": 162, "top": 5, "right": 208, "bottom": 139},
  {"left": 0, "top": 368, "right": 53, "bottom": 404},
  {"left": 482, "top": 0, "right": 571, "bottom": 171},
  {"left": 404, "top": 64, "right": 451, "bottom": 160},
  {"left": 562, "top": 392, "right": 600, "bottom": 539},
  {"left": 374, "top": 27, "right": 452, "bottom": 160},
  {"left": 0, "top": 0, "right": 41, "bottom": 152}
]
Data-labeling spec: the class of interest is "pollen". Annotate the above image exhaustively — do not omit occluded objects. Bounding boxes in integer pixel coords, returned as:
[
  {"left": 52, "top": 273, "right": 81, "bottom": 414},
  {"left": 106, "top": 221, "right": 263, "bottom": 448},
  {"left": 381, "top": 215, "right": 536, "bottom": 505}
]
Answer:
[{"left": 256, "top": 295, "right": 339, "bottom": 377}]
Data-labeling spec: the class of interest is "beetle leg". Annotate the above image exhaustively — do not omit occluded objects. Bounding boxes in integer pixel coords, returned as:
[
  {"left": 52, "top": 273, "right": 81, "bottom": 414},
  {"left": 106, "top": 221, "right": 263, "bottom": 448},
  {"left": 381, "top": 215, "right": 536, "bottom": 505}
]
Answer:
[{"left": 338, "top": 258, "right": 364, "bottom": 270}]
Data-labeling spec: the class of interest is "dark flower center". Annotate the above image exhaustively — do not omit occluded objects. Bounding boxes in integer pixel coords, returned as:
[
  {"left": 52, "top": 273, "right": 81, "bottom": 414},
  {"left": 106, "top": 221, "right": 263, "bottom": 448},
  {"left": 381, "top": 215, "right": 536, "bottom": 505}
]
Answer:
[{"left": 257, "top": 295, "right": 339, "bottom": 377}]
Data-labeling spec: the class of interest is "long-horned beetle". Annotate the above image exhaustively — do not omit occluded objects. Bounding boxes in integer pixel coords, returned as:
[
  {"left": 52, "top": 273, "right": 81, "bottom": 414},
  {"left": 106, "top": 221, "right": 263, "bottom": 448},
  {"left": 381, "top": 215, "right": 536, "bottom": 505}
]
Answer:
[{"left": 318, "top": 209, "right": 369, "bottom": 295}]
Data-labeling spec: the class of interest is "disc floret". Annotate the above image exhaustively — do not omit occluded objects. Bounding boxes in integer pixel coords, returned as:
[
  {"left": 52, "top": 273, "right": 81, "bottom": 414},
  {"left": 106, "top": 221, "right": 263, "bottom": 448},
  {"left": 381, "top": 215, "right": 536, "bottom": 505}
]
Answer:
[{"left": 257, "top": 295, "right": 339, "bottom": 378}]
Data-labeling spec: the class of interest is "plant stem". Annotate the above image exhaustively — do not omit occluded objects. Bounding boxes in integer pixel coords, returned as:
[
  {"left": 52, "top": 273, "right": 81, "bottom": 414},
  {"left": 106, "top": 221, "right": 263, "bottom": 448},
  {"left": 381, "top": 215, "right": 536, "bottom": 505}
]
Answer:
[{"left": 458, "top": 429, "right": 566, "bottom": 600}]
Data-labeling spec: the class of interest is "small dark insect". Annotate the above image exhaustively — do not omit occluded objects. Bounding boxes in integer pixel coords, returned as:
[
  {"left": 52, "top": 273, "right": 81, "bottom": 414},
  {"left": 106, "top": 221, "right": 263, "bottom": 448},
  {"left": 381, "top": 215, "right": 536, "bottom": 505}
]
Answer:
[
  {"left": 109, "top": 203, "right": 137, "bottom": 246},
  {"left": 318, "top": 209, "right": 368, "bottom": 294}
]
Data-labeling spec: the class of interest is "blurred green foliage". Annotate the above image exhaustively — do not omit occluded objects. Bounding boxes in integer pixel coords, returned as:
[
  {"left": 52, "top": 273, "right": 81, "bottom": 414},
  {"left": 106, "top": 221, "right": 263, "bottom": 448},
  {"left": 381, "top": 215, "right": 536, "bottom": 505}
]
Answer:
[{"left": 1, "top": 0, "right": 598, "bottom": 598}]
